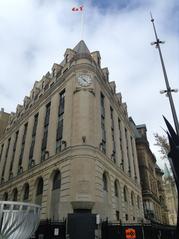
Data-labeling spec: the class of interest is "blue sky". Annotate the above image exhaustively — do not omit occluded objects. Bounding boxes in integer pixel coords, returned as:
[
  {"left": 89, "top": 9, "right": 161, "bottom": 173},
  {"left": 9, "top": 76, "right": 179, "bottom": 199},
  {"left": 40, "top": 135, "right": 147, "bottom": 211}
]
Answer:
[{"left": 0, "top": 0, "right": 178, "bottom": 168}]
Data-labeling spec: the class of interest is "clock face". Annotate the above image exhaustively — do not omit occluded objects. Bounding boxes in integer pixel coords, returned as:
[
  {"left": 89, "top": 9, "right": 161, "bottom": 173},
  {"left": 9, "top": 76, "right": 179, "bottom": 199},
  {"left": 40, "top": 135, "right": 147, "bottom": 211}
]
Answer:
[{"left": 77, "top": 74, "right": 92, "bottom": 87}]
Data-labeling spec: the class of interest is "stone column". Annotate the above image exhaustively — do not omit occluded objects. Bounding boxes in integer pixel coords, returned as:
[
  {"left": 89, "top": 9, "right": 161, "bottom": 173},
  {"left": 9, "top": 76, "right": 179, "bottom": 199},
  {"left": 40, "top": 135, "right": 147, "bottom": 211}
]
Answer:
[{"left": 47, "top": 93, "right": 59, "bottom": 156}]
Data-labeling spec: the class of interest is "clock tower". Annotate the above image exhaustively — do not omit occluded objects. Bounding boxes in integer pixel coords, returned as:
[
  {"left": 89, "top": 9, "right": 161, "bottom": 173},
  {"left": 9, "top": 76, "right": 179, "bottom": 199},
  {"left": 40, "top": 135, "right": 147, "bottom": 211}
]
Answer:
[
  {"left": 0, "top": 40, "right": 144, "bottom": 226},
  {"left": 53, "top": 40, "right": 143, "bottom": 220}
]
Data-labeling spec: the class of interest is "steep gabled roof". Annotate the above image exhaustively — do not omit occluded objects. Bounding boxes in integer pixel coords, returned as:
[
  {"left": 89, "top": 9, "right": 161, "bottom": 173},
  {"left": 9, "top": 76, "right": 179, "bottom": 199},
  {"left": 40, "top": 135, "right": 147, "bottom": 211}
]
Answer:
[{"left": 73, "top": 40, "right": 90, "bottom": 54}]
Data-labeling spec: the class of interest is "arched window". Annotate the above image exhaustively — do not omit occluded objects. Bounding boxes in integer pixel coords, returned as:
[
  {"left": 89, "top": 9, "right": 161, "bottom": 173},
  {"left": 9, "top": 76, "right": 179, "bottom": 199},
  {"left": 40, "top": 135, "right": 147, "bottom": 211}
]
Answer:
[
  {"left": 114, "top": 180, "right": 119, "bottom": 197},
  {"left": 50, "top": 170, "right": 61, "bottom": 220},
  {"left": 52, "top": 171, "right": 61, "bottom": 190},
  {"left": 123, "top": 186, "right": 128, "bottom": 202},
  {"left": 36, "top": 178, "right": 43, "bottom": 196},
  {"left": 131, "top": 191, "right": 134, "bottom": 206},
  {"left": 65, "top": 54, "right": 70, "bottom": 63},
  {"left": 23, "top": 183, "right": 29, "bottom": 201},
  {"left": 103, "top": 173, "right": 108, "bottom": 191},
  {"left": 35, "top": 177, "right": 43, "bottom": 205},
  {"left": 12, "top": 188, "right": 18, "bottom": 201},
  {"left": 3, "top": 192, "right": 8, "bottom": 201}
]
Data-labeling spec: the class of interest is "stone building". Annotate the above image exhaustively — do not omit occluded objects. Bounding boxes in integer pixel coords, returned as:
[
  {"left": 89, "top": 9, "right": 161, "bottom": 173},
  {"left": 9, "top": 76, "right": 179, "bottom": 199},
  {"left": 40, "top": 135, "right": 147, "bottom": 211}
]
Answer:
[
  {"left": 155, "top": 164, "right": 169, "bottom": 224},
  {"left": 0, "top": 108, "right": 10, "bottom": 138},
  {"left": 0, "top": 40, "right": 144, "bottom": 223},
  {"left": 135, "top": 124, "right": 169, "bottom": 224},
  {"left": 163, "top": 164, "right": 178, "bottom": 225}
]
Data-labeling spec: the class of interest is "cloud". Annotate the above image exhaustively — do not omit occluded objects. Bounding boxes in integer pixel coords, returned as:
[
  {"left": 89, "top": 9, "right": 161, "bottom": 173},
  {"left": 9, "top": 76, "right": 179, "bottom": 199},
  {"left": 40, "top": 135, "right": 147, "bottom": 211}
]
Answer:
[{"left": 0, "top": 0, "right": 178, "bottom": 168}]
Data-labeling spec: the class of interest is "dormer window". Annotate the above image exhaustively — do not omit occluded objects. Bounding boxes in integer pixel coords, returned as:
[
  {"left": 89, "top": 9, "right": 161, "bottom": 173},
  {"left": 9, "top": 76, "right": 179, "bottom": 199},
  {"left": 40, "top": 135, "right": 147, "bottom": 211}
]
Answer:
[
  {"left": 65, "top": 54, "right": 70, "bottom": 63},
  {"left": 44, "top": 83, "right": 49, "bottom": 91},
  {"left": 97, "top": 57, "right": 101, "bottom": 67},
  {"left": 106, "top": 72, "right": 109, "bottom": 81},
  {"left": 52, "top": 68, "right": 56, "bottom": 77}
]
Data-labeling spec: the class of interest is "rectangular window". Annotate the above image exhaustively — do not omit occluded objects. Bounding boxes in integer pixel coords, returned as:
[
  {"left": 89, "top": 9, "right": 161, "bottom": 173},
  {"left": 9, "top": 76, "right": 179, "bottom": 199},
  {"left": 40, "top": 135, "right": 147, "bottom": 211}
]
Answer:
[
  {"left": 29, "top": 139, "right": 35, "bottom": 160},
  {"left": 18, "top": 146, "right": 24, "bottom": 167},
  {"left": 116, "top": 211, "right": 120, "bottom": 221},
  {"left": 110, "top": 107, "right": 114, "bottom": 129},
  {"left": 22, "top": 123, "right": 28, "bottom": 144},
  {"left": 101, "top": 116, "right": 106, "bottom": 141},
  {"left": 5, "top": 138, "right": 11, "bottom": 158},
  {"left": 29, "top": 114, "right": 39, "bottom": 166},
  {"left": 18, "top": 123, "right": 28, "bottom": 171},
  {"left": 2, "top": 138, "right": 11, "bottom": 180},
  {"left": 9, "top": 131, "right": 19, "bottom": 177},
  {"left": 101, "top": 116, "right": 106, "bottom": 153},
  {"left": 111, "top": 128, "right": 116, "bottom": 162},
  {"left": 56, "top": 116, "right": 63, "bottom": 141},
  {"left": 32, "top": 113, "right": 39, "bottom": 137},
  {"left": 58, "top": 90, "right": 65, "bottom": 115},
  {"left": 0, "top": 144, "right": 4, "bottom": 162},
  {"left": 118, "top": 119, "right": 124, "bottom": 170},
  {"left": 41, "top": 128, "right": 48, "bottom": 150},
  {"left": 100, "top": 93, "right": 106, "bottom": 153},
  {"left": 131, "top": 136, "right": 137, "bottom": 178},
  {"left": 110, "top": 107, "right": 115, "bottom": 162},
  {"left": 56, "top": 90, "right": 65, "bottom": 153},
  {"left": 44, "top": 103, "right": 51, "bottom": 126},
  {"left": 125, "top": 128, "right": 131, "bottom": 175},
  {"left": 41, "top": 103, "right": 51, "bottom": 160},
  {"left": 13, "top": 131, "right": 19, "bottom": 152},
  {"left": 100, "top": 93, "right": 105, "bottom": 117}
]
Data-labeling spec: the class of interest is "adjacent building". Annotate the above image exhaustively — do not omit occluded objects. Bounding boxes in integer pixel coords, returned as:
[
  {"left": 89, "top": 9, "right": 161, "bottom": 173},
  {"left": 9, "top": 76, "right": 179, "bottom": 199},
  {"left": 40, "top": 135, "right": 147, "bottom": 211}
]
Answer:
[
  {"left": 163, "top": 164, "right": 178, "bottom": 225},
  {"left": 0, "top": 41, "right": 144, "bottom": 223},
  {"left": 135, "top": 124, "right": 169, "bottom": 224}
]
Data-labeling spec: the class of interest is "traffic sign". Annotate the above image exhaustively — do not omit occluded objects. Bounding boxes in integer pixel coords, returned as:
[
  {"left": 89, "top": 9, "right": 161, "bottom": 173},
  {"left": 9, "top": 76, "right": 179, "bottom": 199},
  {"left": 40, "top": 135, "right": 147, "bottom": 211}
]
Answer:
[{"left": 125, "top": 228, "right": 136, "bottom": 239}]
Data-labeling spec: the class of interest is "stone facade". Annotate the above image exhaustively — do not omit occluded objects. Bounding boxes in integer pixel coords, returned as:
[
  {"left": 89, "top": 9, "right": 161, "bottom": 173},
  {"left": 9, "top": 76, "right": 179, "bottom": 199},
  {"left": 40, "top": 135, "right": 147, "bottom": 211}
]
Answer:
[
  {"left": 135, "top": 124, "right": 169, "bottom": 224},
  {"left": 163, "top": 164, "right": 178, "bottom": 225},
  {"left": 0, "top": 41, "right": 144, "bottom": 223}
]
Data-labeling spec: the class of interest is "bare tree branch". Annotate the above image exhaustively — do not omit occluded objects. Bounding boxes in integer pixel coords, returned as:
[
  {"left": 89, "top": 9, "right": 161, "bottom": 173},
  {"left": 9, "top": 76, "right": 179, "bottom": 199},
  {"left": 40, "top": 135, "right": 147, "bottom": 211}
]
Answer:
[{"left": 154, "top": 133, "right": 170, "bottom": 159}]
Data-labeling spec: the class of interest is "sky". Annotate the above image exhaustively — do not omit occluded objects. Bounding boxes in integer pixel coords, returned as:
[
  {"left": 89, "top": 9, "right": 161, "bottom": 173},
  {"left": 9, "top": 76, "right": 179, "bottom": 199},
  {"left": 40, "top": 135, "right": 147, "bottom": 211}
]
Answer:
[{"left": 0, "top": 0, "right": 178, "bottom": 169}]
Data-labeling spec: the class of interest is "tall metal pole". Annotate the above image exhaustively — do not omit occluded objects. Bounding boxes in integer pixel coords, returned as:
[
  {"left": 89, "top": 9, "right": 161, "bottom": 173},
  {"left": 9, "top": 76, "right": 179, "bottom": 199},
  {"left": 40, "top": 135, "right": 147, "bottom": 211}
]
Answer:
[{"left": 150, "top": 13, "right": 179, "bottom": 136}]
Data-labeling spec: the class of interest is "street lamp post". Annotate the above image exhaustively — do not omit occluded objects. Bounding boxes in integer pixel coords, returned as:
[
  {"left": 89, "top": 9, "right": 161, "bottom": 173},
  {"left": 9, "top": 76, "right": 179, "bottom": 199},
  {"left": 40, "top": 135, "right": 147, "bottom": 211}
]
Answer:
[
  {"left": 150, "top": 13, "right": 179, "bottom": 136},
  {"left": 150, "top": 14, "right": 179, "bottom": 238}
]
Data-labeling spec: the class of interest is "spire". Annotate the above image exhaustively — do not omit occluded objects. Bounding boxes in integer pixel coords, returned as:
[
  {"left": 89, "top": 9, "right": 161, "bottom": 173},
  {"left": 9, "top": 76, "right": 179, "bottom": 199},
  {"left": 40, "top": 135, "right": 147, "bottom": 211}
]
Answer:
[
  {"left": 73, "top": 40, "right": 90, "bottom": 54},
  {"left": 164, "top": 163, "right": 171, "bottom": 178}
]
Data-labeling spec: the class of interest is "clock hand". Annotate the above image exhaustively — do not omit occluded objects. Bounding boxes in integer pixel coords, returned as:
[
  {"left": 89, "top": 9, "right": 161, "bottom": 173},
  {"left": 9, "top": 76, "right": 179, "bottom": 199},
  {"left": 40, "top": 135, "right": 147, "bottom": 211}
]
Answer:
[{"left": 82, "top": 78, "right": 88, "bottom": 83}]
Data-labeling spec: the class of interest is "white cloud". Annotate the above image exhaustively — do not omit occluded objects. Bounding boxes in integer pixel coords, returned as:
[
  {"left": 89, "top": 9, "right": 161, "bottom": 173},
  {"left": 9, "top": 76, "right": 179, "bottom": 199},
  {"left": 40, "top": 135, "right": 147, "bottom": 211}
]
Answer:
[{"left": 0, "top": 0, "right": 178, "bottom": 168}]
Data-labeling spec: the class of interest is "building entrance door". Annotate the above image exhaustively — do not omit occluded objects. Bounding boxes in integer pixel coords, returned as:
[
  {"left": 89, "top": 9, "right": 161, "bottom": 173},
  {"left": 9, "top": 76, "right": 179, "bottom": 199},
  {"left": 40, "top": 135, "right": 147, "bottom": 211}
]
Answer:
[{"left": 67, "top": 213, "right": 96, "bottom": 239}]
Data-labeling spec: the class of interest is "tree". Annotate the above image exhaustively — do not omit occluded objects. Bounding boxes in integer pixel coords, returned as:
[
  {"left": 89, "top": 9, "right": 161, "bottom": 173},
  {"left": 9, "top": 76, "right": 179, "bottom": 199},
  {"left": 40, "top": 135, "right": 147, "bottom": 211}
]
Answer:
[{"left": 154, "top": 133, "right": 170, "bottom": 159}]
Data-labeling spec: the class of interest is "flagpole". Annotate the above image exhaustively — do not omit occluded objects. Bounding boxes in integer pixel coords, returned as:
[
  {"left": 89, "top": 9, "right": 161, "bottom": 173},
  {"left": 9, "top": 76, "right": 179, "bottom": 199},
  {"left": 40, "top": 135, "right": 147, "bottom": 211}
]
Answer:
[
  {"left": 80, "top": 6, "right": 84, "bottom": 40},
  {"left": 72, "top": 5, "right": 85, "bottom": 40}
]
